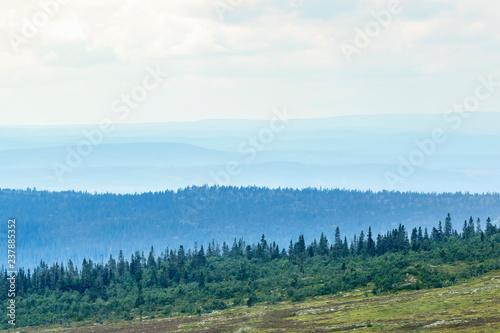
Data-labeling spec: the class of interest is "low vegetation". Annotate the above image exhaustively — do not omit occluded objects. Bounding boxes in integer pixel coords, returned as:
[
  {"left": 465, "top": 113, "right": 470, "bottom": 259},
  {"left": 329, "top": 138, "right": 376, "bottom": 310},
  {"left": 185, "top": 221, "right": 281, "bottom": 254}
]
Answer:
[{"left": 3, "top": 269, "right": 500, "bottom": 332}]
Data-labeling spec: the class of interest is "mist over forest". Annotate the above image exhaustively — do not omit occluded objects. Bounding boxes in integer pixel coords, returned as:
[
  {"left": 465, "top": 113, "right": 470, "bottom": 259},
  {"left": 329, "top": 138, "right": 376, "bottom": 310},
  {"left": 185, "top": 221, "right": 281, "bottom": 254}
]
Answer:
[{"left": 1, "top": 186, "right": 499, "bottom": 268}]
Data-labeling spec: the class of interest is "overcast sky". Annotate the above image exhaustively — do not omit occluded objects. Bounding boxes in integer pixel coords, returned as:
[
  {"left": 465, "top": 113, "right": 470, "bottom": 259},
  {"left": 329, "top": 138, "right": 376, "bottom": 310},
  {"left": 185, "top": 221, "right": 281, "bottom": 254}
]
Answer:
[{"left": 1, "top": 0, "right": 499, "bottom": 125}]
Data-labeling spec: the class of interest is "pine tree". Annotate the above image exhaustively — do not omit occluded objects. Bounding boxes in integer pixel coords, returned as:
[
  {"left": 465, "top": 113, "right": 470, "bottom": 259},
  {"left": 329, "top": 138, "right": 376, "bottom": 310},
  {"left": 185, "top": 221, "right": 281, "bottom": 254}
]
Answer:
[
  {"left": 357, "top": 231, "right": 365, "bottom": 255},
  {"left": 318, "top": 233, "right": 329, "bottom": 256},
  {"left": 288, "top": 240, "right": 294, "bottom": 259},
  {"left": 147, "top": 246, "right": 156, "bottom": 268},
  {"left": 422, "top": 228, "right": 430, "bottom": 251},
  {"left": 462, "top": 220, "right": 469, "bottom": 239},
  {"left": 411, "top": 228, "right": 419, "bottom": 252},
  {"left": 376, "top": 234, "right": 384, "bottom": 255},
  {"left": 431, "top": 227, "right": 440, "bottom": 242},
  {"left": 178, "top": 246, "right": 186, "bottom": 266},
  {"left": 117, "top": 250, "right": 126, "bottom": 277},
  {"left": 367, "top": 227, "right": 375, "bottom": 256},
  {"left": 333, "top": 227, "right": 342, "bottom": 258},
  {"left": 485, "top": 217, "right": 495, "bottom": 237},
  {"left": 468, "top": 217, "right": 475, "bottom": 236},
  {"left": 295, "top": 235, "right": 306, "bottom": 254},
  {"left": 259, "top": 234, "right": 268, "bottom": 259},
  {"left": 335, "top": 227, "right": 342, "bottom": 245},
  {"left": 342, "top": 236, "right": 349, "bottom": 257},
  {"left": 222, "top": 242, "right": 229, "bottom": 256},
  {"left": 198, "top": 245, "right": 206, "bottom": 266},
  {"left": 444, "top": 213, "right": 453, "bottom": 238}
]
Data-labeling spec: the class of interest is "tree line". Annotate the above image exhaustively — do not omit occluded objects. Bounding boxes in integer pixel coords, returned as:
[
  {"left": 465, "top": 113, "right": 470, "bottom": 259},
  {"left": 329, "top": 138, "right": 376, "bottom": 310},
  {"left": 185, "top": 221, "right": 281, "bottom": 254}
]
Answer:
[{"left": 2, "top": 213, "right": 500, "bottom": 328}]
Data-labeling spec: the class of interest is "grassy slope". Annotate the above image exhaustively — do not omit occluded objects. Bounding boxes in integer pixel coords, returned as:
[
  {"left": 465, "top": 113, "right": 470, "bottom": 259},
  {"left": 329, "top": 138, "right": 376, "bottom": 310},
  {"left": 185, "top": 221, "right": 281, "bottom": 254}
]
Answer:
[{"left": 5, "top": 269, "right": 500, "bottom": 333}]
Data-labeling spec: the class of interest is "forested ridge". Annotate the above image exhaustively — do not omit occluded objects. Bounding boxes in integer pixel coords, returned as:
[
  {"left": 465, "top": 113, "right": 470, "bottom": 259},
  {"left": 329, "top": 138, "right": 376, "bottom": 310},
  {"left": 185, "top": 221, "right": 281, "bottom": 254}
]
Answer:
[
  {"left": 1, "top": 186, "right": 500, "bottom": 267},
  {"left": 2, "top": 214, "right": 500, "bottom": 328}
]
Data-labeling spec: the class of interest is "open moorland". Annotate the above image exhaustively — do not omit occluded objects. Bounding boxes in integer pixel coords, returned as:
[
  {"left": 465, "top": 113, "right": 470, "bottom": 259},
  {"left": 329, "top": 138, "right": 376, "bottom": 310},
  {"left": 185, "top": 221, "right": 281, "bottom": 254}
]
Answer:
[{"left": 6, "top": 269, "right": 499, "bottom": 333}]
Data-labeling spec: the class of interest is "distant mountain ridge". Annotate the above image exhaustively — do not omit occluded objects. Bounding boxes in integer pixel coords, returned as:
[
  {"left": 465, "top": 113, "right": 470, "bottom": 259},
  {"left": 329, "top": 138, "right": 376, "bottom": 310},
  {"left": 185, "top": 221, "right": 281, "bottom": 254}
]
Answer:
[{"left": 0, "top": 113, "right": 499, "bottom": 193}]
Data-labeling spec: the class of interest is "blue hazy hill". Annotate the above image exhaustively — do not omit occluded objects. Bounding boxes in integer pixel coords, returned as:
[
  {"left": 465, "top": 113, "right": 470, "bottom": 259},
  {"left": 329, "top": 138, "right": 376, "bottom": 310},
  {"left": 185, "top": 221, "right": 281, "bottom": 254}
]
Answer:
[
  {"left": 1, "top": 113, "right": 499, "bottom": 193},
  {"left": 1, "top": 186, "right": 499, "bottom": 269}
]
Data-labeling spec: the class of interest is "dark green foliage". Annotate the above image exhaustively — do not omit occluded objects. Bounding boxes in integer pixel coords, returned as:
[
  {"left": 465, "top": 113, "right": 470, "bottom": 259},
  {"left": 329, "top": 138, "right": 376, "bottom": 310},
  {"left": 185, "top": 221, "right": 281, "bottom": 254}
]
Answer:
[
  {"left": 1, "top": 214, "right": 499, "bottom": 329},
  {"left": 246, "top": 294, "right": 257, "bottom": 307}
]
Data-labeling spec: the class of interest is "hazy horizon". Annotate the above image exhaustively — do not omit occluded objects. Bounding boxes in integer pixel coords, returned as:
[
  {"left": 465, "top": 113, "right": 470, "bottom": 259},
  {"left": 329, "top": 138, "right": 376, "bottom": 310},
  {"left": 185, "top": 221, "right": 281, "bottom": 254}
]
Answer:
[
  {"left": 0, "top": 111, "right": 499, "bottom": 127},
  {"left": 1, "top": 113, "right": 499, "bottom": 194}
]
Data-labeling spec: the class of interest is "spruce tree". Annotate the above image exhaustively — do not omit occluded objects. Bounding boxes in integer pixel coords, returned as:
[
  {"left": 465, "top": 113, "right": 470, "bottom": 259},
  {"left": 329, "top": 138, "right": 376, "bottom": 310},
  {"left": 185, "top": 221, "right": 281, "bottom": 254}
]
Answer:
[
  {"left": 368, "top": 227, "right": 376, "bottom": 256},
  {"left": 485, "top": 217, "right": 495, "bottom": 237},
  {"left": 444, "top": 213, "right": 453, "bottom": 238}
]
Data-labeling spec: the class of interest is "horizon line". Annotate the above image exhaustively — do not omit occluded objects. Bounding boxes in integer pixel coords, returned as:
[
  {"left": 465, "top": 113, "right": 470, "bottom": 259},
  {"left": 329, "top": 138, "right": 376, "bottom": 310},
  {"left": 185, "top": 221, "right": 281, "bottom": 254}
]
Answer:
[{"left": 2, "top": 111, "right": 500, "bottom": 128}]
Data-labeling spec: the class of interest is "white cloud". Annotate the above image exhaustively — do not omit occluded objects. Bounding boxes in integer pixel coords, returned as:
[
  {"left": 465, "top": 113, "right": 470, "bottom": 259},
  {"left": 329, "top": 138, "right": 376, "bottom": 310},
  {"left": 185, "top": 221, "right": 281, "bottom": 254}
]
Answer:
[{"left": 0, "top": 0, "right": 499, "bottom": 125}]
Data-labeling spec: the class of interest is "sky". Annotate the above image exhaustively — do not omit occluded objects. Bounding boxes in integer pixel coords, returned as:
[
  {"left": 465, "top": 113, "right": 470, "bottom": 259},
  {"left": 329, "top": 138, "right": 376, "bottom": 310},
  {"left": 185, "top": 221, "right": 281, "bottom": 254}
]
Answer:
[{"left": 1, "top": 0, "right": 500, "bottom": 125}]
